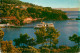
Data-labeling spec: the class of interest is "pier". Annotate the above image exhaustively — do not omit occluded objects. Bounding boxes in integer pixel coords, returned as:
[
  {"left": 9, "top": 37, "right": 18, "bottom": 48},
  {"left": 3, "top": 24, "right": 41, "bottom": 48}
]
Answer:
[
  {"left": 0, "top": 23, "right": 34, "bottom": 28},
  {"left": 0, "top": 26, "right": 34, "bottom": 28},
  {"left": 10, "top": 26, "right": 34, "bottom": 28}
]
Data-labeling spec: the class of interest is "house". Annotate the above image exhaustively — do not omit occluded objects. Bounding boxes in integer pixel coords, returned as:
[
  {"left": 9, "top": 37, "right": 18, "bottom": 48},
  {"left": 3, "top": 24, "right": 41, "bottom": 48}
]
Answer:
[
  {"left": 33, "top": 18, "right": 37, "bottom": 21},
  {"left": 20, "top": 5, "right": 28, "bottom": 9},
  {"left": 15, "top": 6, "right": 19, "bottom": 8},
  {"left": 23, "top": 17, "right": 33, "bottom": 23}
]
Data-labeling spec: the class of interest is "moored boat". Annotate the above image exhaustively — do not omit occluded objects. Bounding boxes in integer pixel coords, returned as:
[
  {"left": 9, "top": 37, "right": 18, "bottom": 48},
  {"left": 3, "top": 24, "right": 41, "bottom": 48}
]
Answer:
[{"left": 34, "top": 22, "right": 54, "bottom": 28}]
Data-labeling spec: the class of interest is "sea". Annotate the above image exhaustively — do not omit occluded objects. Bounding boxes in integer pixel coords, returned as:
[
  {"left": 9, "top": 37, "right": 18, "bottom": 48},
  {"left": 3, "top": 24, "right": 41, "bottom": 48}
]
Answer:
[{"left": 2, "top": 11, "right": 80, "bottom": 48}]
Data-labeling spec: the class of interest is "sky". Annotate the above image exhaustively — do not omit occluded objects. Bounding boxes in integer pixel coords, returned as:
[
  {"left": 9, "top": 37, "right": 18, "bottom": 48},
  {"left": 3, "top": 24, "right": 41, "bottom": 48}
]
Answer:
[{"left": 20, "top": 0, "right": 79, "bottom": 8}]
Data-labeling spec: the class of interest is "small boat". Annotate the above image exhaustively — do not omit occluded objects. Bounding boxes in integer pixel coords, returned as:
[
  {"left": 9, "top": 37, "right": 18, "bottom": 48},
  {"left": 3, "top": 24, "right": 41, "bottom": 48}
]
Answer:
[{"left": 34, "top": 22, "right": 54, "bottom": 28}]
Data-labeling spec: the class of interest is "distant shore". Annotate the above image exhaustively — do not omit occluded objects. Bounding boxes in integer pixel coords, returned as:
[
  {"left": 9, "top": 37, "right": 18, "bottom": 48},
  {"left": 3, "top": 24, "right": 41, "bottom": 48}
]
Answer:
[{"left": 0, "top": 19, "right": 79, "bottom": 28}]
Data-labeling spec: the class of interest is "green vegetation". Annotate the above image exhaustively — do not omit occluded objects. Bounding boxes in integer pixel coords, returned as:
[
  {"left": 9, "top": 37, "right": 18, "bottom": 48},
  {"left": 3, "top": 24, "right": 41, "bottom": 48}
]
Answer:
[
  {"left": 35, "top": 27, "right": 60, "bottom": 49},
  {"left": 0, "top": 0, "right": 68, "bottom": 25},
  {"left": 69, "top": 34, "right": 80, "bottom": 48},
  {"left": 76, "top": 18, "right": 80, "bottom": 20},
  {"left": 0, "top": 27, "right": 80, "bottom": 53},
  {"left": 0, "top": 28, "right": 4, "bottom": 41},
  {"left": 0, "top": 41, "right": 21, "bottom": 53},
  {"left": 13, "top": 33, "right": 36, "bottom": 47}
]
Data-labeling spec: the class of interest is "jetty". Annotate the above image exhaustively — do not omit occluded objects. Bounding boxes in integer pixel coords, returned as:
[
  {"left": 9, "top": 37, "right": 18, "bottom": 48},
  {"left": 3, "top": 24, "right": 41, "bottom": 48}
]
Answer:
[
  {"left": 10, "top": 26, "right": 34, "bottom": 28},
  {"left": 0, "top": 24, "right": 34, "bottom": 28},
  {"left": 0, "top": 23, "right": 34, "bottom": 28}
]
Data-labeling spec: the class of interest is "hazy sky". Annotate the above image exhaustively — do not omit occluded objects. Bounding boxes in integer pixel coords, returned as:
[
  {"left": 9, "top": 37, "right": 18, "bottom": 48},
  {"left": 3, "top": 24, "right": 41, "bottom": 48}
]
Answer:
[{"left": 20, "top": 0, "right": 79, "bottom": 8}]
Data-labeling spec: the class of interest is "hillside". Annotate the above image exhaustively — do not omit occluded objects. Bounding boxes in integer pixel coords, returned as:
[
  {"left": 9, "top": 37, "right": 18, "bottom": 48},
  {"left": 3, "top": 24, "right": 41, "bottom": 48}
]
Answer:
[
  {"left": 53, "top": 8, "right": 79, "bottom": 11},
  {"left": 0, "top": 0, "right": 68, "bottom": 25}
]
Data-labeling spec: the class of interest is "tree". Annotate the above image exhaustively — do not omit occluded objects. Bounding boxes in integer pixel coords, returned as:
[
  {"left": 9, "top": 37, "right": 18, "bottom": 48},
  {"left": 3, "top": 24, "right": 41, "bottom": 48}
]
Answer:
[
  {"left": 40, "top": 48, "right": 50, "bottom": 53},
  {"left": 13, "top": 33, "right": 36, "bottom": 47},
  {"left": 46, "top": 27, "right": 60, "bottom": 48},
  {"left": 69, "top": 34, "right": 80, "bottom": 48},
  {"left": 16, "top": 10, "right": 20, "bottom": 19},
  {"left": 1, "top": 0, "right": 68, "bottom": 26},
  {"left": 23, "top": 46, "right": 39, "bottom": 53},
  {"left": 2, "top": 0, "right": 20, "bottom": 4},
  {"left": 35, "top": 27, "right": 60, "bottom": 49},
  {"left": 0, "top": 29, "right": 4, "bottom": 41},
  {"left": 28, "top": 38, "right": 36, "bottom": 46},
  {"left": 14, "top": 33, "right": 29, "bottom": 47},
  {"left": 13, "top": 33, "right": 36, "bottom": 52},
  {"left": 35, "top": 27, "right": 47, "bottom": 47},
  {"left": 0, "top": 40, "right": 21, "bottom": 53},
  {"left": 13, "top": 38, "right": 20, "bottom": 47},
  {"left": 7, "top": 10, "right": 10, "bottom": 16}
]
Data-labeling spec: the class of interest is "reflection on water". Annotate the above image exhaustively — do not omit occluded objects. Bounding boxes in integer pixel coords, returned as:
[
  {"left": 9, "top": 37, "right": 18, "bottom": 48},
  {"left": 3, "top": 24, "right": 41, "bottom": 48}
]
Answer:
[{"left": 2, "top": 20, "right": 80, "bottom": 48}]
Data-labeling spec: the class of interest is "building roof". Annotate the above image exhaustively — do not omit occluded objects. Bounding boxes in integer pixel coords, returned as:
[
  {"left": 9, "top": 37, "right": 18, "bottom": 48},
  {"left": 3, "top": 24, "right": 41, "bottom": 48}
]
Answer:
[
  {"left": 23, "top": 17, "right": 33, "bottom": 23},
  {"left": 1, "top": 16, "right": 17, "bottom": 20}
]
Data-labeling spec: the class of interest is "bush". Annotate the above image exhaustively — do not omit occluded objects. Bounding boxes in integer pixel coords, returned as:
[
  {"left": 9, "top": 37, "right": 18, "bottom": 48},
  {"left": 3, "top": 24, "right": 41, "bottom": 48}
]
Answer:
[
  {"left": 40, "top": 48, "right": 50, "bottom": 53},
  {"left": 23, "top": 46, "right": 39, "bottom": 53}
]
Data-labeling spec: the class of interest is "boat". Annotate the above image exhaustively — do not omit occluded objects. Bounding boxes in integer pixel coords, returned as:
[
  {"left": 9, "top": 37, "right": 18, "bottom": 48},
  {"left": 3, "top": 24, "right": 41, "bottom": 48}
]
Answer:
[{"left": 34, "top": 22, "right": 54, "bottom": 28}]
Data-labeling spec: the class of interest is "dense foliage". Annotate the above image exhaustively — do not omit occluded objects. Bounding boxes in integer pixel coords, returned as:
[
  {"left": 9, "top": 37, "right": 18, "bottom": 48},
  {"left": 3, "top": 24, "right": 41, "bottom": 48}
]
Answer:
[
  {"left": 0, "top": 28, "right": 80, "bottom": 53},
  {"left": 2, "top": 0, "right": 20, "bottom": 4},
  {"left": 0, "top": 0, "right": 68, "bottom": 25},
  {"left": 69, "top": 34, "right": 80, "bottom": 48},
  {"left": 0, "top": 41, "right": 21, "bottom": 53},
  {"left": 0, "top": 29, "right": 4, "bottom": 41},
  {"left": 13, "top": 33, "right": 36, "bottom": 47},
  {"left": 35, "top": 27, "right": 60, "bottom": 49}
]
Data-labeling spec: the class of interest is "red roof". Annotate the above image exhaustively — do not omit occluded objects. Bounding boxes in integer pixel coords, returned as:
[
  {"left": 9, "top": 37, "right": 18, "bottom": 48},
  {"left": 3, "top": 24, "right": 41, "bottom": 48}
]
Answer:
[{"left": 1, "top": 16, "right": 17, "bottom": 20}]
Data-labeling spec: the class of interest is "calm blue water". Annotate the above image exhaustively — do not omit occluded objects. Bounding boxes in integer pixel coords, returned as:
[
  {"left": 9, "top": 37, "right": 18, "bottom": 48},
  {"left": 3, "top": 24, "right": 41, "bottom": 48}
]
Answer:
[
  {"left": 64, "top": 11, "right": 80, "bottom": 18},
  {"left": 2, "top": 20, "right": 80, "bottom": 48}
]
